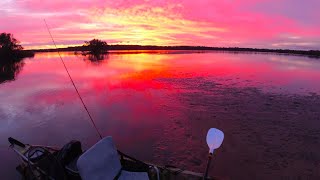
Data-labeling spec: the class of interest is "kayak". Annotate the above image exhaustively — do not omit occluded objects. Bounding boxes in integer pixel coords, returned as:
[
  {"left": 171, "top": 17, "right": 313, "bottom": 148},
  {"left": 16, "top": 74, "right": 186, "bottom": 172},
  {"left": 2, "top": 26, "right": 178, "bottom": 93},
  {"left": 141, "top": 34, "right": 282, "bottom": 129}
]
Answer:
[{"left": 8, "top": 137, "right": 213, "bottom": 180}]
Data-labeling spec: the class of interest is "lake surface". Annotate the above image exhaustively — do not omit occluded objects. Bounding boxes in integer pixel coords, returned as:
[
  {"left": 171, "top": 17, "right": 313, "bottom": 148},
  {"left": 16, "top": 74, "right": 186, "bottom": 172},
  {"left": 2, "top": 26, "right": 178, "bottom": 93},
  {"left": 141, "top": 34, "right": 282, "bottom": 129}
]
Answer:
[{"left": 1, "top": 51, "right": 320, "bottom": 179}]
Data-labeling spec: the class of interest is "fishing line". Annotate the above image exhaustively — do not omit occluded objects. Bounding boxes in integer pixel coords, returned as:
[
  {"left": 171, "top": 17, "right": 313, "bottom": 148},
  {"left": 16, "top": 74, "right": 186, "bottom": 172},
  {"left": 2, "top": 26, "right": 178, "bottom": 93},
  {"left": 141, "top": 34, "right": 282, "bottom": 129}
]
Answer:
[{"left": 44, "top": 19, "right": 103, "bottom": 140}]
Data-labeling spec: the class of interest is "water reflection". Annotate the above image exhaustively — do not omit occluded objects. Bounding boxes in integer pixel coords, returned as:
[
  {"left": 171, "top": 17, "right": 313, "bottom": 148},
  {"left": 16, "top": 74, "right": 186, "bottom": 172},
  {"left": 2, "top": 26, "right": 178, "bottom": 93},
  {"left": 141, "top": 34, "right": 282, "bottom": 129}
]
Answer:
[
  {"left": 0, "top": 58, "right": 25, "bottom": 84},
  {"left": 82, "top": 53, "right": 109, "bottom": 65},
  {"left": 1, "top": 51, "right": 320, "bottom": 179}
]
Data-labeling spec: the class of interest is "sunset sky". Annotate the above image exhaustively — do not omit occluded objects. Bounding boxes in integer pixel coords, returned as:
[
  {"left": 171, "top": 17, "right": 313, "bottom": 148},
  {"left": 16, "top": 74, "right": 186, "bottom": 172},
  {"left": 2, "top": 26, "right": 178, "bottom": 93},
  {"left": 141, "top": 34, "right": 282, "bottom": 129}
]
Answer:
[{"left": 1, "top": 0, "right": 319, "bottom": 50}]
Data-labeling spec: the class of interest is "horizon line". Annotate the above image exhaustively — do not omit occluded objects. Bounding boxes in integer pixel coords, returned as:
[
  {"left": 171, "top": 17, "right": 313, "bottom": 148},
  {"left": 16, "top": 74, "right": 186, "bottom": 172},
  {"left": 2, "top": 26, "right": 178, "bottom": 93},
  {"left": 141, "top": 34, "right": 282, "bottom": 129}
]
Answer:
[{"left": 27, "top": 44, "right": 320, "bottom": 52}]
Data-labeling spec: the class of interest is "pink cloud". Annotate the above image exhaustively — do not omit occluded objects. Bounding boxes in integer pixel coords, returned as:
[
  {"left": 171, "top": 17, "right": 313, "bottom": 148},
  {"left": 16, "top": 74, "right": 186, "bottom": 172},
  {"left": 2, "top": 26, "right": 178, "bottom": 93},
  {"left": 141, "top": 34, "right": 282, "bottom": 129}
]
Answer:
[{"left": 1, "top": 0, "right": 319, "bottom": 50}]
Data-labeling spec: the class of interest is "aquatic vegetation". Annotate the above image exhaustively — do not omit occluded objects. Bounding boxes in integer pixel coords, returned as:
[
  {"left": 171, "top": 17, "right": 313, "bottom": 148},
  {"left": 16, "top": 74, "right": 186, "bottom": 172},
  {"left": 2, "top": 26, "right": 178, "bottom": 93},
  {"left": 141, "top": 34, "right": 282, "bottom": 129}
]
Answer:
[{"left": 83, "top": 39, "right": 108, "bottom": 55}]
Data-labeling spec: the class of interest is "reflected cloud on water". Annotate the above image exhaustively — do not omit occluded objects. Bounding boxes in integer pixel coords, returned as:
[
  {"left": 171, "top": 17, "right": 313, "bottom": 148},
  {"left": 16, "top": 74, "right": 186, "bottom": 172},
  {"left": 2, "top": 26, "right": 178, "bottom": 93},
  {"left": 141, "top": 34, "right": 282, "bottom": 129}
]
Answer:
[{"left": 1, "top": 51, "right": 320, "bottom": 179}]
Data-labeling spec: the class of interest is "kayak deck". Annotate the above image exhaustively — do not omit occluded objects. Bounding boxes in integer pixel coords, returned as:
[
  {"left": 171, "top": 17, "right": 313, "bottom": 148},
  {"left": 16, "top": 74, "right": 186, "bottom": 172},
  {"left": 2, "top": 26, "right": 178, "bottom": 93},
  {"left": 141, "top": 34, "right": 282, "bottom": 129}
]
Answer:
[{"left": 9, "top": 137, "right": 215, "bottom": 180}]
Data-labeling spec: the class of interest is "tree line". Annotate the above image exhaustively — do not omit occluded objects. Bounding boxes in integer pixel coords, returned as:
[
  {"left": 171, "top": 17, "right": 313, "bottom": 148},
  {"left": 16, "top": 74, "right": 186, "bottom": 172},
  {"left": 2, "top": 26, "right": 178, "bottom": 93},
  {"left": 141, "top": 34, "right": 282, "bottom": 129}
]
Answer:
[{"left": 1, "top": 32, "right": 320, "bottom": 59}]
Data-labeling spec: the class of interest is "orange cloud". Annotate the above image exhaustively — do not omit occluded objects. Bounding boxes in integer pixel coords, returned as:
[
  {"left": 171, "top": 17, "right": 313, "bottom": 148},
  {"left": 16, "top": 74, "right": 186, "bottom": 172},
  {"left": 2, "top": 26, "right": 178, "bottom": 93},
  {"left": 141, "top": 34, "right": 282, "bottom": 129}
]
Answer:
[{"left": 86, "top": 4, "right": 226, "bottom": 46}]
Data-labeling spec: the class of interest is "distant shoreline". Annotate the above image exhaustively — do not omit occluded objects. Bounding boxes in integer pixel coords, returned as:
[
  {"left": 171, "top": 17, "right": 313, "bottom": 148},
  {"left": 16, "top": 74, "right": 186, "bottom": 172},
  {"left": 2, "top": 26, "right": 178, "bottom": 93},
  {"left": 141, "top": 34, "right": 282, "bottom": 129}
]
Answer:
[{"left": 27, "top": 45, "right": 320, "bottom": 58}]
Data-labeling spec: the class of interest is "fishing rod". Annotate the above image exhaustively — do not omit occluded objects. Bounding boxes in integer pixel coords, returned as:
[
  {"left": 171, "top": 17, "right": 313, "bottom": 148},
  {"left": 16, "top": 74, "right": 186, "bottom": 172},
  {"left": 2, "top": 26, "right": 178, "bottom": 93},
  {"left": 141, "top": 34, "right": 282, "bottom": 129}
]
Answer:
[{"left": 44, "top": 19, "right": 103, "bottom": 140}]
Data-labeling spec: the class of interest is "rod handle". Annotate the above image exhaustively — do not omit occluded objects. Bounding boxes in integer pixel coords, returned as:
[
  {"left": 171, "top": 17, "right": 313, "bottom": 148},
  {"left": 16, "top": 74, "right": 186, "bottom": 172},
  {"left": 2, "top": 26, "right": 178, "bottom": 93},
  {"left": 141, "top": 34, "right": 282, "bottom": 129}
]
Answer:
[
  {"left": 8, "top": 137, "right": 25, "bottom": 148},
  {"left": 203, "top": 153, "right": 213, "bottom": 180}
]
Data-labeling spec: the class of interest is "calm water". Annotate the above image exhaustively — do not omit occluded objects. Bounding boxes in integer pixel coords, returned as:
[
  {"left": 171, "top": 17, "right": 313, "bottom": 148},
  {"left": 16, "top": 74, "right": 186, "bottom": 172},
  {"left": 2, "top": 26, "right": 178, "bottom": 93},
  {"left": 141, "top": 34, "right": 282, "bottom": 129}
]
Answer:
[{"left": 1, "top": 51, "right": 320, "bottom": 179}]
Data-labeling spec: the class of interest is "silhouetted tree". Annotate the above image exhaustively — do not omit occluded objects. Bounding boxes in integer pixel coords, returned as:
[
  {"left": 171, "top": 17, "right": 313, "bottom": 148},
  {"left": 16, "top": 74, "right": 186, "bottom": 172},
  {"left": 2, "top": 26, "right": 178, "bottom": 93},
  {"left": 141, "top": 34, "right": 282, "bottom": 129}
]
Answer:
[
  {"left": 0, "top": 33, "right": 22, "bottom": 51},
  {"left": 0, "top": 32, "right": 34, "bottom": 60},
  {"left": 84, "top": 39, "right": 108, "bottom": 55},
  {"left": 0, "top": 33, "right": 33, "bottom": 84}
]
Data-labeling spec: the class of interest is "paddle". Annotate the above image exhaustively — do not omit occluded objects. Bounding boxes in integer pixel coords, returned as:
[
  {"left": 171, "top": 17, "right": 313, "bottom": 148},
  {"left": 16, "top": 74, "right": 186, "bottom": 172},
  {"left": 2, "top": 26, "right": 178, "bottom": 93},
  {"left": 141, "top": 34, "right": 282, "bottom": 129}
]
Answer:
[{"left": 203, "top": 128, "right": 224, "bottom": 180}]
